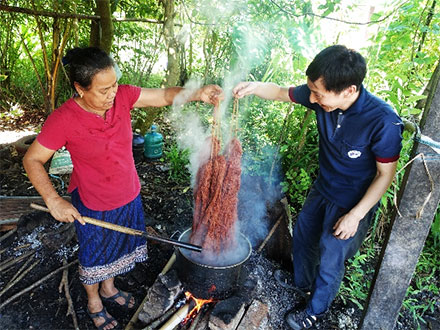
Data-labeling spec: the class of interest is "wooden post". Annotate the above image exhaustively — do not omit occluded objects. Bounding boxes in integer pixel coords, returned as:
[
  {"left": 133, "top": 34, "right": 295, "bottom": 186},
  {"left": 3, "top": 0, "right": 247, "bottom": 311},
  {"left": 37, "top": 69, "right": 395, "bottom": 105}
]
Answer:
[{"left": 360, "top": 75, "right": 440, "bottom": 328}]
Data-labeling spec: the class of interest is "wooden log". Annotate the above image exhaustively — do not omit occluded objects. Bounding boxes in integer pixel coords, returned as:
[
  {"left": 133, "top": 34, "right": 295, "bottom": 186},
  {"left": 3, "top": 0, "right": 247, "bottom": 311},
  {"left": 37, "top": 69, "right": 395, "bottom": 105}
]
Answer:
[
  {"left": 125, "top": 253, "right": 178, "bottom": 330},
  {"left": 360, "top": 66, "right": 440, "bottom": 329},
  {"left": 236, "top": 299, "right": 269, "bottom": 330},
  {"left": 209, "top": 297, "right": 246, "bottom": 330}
]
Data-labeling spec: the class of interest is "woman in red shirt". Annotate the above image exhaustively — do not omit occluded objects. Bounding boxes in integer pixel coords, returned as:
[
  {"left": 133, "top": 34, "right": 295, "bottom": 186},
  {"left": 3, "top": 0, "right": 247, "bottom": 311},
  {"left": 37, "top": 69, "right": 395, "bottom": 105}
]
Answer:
[{"left": 23, "top": 47, "right": 223, "bottom": 330}]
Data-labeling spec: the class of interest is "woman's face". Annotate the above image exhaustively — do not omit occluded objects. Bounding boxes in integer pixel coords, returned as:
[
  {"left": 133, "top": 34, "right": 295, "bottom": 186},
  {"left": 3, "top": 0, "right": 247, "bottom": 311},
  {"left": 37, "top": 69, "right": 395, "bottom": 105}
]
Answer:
[{"left": 77, "top": 67, "right": 118, "bottom": 111}]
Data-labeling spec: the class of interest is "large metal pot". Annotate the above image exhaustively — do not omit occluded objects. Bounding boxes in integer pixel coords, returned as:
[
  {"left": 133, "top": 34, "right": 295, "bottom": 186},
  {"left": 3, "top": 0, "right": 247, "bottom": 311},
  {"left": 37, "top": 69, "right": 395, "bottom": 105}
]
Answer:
[{"left": 175, "top": 228, "right": 252, "bottom": 299}]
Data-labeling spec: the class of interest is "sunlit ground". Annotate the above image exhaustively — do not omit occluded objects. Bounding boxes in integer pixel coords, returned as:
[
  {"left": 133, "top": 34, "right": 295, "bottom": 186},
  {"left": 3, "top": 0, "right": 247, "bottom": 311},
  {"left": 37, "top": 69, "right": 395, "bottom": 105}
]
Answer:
[{"left": 0, "top": 130, "right": 35, "bottom": 144}]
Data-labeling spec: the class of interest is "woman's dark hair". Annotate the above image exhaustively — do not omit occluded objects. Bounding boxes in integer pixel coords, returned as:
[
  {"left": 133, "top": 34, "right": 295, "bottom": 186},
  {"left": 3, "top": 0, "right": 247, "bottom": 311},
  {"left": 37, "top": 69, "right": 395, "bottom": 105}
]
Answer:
[
  {"left": 63, "top": 47, "right": 114, "bottom": 90},
  {"left": 306, "top": 45, "right": 366, "bottom": 93}
]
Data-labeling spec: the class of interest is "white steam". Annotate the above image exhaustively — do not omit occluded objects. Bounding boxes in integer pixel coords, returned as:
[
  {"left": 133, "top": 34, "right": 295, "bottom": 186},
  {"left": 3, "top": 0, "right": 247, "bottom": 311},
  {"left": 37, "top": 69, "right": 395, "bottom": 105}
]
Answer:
[{"left": 166, "top": 1, "right": 283, "bottom": 253}]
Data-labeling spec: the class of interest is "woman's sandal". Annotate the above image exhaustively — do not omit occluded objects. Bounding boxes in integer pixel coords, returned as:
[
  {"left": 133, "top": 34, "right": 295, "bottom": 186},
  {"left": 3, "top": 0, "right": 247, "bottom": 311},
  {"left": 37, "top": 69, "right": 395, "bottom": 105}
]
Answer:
[
  {"left": 100, "top": 289, "right": 135, "bottom": 310},
  {"left": 87, "top": 306, "right": 119, "bottom": 330}
]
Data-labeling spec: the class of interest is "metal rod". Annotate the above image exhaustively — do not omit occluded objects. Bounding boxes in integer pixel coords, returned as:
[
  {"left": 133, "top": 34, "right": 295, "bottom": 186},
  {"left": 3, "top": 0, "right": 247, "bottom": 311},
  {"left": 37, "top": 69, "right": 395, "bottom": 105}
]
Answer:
[{"left": 30, "top": 203, "right": 202, "bottom": 252}]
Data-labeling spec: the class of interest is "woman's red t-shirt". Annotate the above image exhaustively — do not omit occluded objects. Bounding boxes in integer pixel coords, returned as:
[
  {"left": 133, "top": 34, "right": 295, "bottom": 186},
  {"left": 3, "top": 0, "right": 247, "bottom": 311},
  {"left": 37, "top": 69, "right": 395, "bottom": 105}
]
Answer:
[{"left": 38, "top": 85, "right": 142, "bottom": 211}]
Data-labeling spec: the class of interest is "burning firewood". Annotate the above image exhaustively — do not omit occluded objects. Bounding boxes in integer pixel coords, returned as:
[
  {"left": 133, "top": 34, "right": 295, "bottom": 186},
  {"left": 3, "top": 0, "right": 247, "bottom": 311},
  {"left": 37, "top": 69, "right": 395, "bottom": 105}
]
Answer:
[{"left": 190, "top": 99, "right": 242, "bottom": 256}]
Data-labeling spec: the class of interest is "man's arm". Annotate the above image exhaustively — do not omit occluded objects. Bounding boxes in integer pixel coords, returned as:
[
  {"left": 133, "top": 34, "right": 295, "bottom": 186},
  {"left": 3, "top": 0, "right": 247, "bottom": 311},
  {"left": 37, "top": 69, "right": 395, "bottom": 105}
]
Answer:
[
  {"left": 23, "top": 140, "right": 84, "bottom": 224},
  {"left": 133, "top": 85, "right": 223, "bottom": 108},
  {"left": 333, "top": 160, "right": 398, "bottom": 240},
  {"left": 233, "top": 82, "right": 291, "bottom": 102}
]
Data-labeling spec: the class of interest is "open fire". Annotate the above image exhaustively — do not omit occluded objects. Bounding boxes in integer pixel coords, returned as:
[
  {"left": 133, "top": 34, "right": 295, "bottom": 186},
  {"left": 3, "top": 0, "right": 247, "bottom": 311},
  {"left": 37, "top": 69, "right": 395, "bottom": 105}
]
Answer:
[
  {"left": 138, "top": 101, "right": 272, "bottom": 329},
  {"left": 183, "top": 291, "right": 216, "bottom": 323}
]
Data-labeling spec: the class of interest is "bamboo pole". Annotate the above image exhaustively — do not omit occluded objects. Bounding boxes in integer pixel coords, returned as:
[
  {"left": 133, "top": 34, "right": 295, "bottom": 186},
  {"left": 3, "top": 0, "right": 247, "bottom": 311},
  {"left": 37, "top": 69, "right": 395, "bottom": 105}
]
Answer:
[
  {"left": 158, "top": 303, "right": 191, "bottom": 330},
  {"left": 141, "top": 305, "right": 179, "bottom": 330},
  {"left": 159, "top": 252, "right": 176, "bottom": 276}
]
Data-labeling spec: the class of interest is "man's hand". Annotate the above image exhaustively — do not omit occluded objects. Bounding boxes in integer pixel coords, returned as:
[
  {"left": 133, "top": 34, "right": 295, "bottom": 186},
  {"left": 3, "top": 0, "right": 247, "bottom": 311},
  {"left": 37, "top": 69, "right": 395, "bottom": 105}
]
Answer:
[
  {"left": 332, "top": 211, "right": 363, "bottom": 240},
  {"left": 232, "top": 82, "right": 259, "bottom": 99},
  {"left": 197, "top": 84, "right": 224, "bottom": 105},
  {"left": 46, "top": 197, "right": 85, "bottom": 225}
]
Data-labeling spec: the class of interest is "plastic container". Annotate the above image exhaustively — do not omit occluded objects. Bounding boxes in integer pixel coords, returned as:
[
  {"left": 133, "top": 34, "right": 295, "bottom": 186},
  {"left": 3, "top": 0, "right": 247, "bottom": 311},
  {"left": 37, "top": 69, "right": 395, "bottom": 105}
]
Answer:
[
  {"left": 144, "top": 125, "right": 163, "bottom": 159},
  {"left": 132, "top": 133, "right": 145, "bottom": 162}
]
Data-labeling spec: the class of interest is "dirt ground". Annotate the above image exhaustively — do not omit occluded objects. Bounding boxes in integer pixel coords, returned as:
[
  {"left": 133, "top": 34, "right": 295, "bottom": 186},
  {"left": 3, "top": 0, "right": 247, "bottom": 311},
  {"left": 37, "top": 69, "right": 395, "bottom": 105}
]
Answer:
[{"left": 0, "top": 117, "right": 439, "bottom": 329}]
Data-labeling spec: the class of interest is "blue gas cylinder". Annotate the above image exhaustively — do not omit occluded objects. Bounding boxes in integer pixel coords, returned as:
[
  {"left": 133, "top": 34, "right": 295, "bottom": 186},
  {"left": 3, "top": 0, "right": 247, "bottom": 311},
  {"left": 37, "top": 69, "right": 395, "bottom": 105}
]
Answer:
[
  {"left": 132, "top": 133, "right": 145, "bottom": 162},
  {"left": 144, "top": 125, "right": 163, "bottom": 159}
]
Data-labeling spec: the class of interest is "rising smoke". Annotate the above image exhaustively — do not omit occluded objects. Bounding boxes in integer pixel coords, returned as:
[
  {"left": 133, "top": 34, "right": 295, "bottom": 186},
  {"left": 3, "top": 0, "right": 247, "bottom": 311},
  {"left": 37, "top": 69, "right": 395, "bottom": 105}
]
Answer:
[{"left": 168, "top": 1, "right": 284, "bottom": 255}]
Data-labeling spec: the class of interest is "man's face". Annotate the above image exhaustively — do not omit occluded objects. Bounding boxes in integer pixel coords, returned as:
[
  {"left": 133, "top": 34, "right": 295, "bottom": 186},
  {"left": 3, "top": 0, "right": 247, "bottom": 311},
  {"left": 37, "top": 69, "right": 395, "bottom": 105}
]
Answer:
[{"left": 307, "top": 77, "right": 353, "bottom": 112}]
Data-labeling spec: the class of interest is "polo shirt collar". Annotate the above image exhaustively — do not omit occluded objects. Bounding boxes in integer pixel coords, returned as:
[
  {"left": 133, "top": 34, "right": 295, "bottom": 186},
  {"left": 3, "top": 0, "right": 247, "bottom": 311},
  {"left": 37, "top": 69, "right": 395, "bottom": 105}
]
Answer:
[{"left": 343, "top": 84, "right": 366, "bottom": 114}]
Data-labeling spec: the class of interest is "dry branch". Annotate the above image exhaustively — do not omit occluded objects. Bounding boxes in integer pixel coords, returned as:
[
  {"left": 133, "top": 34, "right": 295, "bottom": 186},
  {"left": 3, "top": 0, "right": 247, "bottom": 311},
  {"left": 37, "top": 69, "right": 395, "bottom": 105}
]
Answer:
[
  {"left": 0, "top": 257, "right": 39, "bottom": 298},
  {"left": 0, "top": 259, "right": 78, "bottom": 310},
  {"left": 59, "top": 259, "right": 79, "bottom": 330},
  {"left": 0, "top": 4, "right": 163, "bottom": 23},
  {"left": 0, "top": 227, "right": 17, "bottom": 243},
  {"left": 257, "top": 215, "right": 283, "bottom": 252},
  {"left": 0, "top": 250, "right": 35, "bottom": 272}
]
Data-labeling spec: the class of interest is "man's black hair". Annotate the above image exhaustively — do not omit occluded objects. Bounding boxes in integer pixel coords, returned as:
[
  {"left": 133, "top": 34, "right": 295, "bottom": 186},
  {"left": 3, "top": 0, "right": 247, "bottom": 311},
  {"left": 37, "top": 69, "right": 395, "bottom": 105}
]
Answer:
[
  {"left": 63, "top": 47, "right": 114, "bottom": 90},
  {"left": 306, "top": 45, "right": 366, "bottom": 93}
]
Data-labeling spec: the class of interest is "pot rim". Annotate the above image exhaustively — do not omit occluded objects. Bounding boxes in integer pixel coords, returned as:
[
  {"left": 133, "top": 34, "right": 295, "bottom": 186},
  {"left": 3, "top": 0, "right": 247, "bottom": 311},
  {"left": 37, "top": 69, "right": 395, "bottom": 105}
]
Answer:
[{"left": 178, "top": 228, "right": 252, "bottom": 270}]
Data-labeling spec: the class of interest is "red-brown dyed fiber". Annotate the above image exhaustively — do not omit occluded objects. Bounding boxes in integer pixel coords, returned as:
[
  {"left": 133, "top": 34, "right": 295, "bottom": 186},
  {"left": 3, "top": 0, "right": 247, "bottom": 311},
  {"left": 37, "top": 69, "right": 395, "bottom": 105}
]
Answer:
[{"left": 190, "top": 134, "right": 242, "bottom": 255}]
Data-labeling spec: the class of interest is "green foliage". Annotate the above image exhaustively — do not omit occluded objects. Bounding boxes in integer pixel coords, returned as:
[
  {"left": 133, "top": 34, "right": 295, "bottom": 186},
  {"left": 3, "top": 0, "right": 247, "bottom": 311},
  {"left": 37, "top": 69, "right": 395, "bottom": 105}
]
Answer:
[
  {"left": 162, "top": 144, "right": 191, "bottom": 184},
  {"left": 401, "top": 230, "right": 440, "bottom": 328},
  {"left": 282, "top": 167, "right": 313, "bottom": 206},
  {"left": 113, "top": 22, "right": 165, "bottom": 87},
  {"left": 432, "top": 205, "right": 440, "bottom": 247},
  {"left": 339, "top": 250, "right": 375, "bottom": 310},
  {"left": 1, "top": 1, "right": 440, "bottom": 327}
]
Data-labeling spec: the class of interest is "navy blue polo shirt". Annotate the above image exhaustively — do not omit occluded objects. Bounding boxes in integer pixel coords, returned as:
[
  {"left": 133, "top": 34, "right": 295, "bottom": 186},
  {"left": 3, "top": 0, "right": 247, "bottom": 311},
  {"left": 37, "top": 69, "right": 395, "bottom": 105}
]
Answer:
[{"left": 289, "top": 84, "right": 403, "bottom": 209}]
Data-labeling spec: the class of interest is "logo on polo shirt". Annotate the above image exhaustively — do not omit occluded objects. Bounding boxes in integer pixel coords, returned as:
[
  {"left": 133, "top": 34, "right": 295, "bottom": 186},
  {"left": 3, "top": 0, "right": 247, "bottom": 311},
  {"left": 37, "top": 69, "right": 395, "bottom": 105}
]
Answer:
[{"left": 348, "top": 150, "right": 362, "bottom": 158}]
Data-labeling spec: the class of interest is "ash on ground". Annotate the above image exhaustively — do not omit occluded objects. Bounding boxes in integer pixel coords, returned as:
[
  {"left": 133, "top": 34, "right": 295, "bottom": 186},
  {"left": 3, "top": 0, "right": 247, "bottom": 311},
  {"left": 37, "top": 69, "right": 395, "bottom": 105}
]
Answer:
[{"left": 243, "top": 252, "right": 364, "bottom": 330}]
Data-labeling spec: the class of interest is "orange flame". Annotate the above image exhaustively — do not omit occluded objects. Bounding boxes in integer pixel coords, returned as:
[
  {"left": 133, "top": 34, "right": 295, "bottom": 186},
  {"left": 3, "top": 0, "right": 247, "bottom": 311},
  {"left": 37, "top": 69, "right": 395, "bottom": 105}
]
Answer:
[{"left": 183, "top": 291, "right": 215, "bottom": 323}]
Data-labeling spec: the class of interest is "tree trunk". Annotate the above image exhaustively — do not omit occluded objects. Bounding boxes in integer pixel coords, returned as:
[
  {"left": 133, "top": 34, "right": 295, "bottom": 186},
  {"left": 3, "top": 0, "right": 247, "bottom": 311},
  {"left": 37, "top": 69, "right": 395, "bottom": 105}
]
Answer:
[
  {"left": 89, "top": 18, "right": 100, "bottom": 48},
  {"left": 162, "top": 0, "right": 179, "bottom": 87},
  {"left": 94, "top": 0, "right": 113, "bottom": 54}
]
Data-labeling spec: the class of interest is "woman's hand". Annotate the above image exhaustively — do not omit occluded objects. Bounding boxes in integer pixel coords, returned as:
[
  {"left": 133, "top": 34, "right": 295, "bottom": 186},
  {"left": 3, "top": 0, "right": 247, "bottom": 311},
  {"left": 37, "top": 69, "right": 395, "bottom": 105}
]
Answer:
[
  {"left": 47, "top": 197, "right": 85, "bottom": 225},
  {"left": 197, "top": 85, "right": 224, "bottom": 105}
]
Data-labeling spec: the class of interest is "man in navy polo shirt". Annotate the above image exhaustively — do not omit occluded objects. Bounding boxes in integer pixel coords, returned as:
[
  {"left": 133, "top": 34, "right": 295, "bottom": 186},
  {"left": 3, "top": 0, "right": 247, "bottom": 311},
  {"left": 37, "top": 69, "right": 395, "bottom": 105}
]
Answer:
[{"left": 233, "top": 45, "right": 403, "bottom": 329}]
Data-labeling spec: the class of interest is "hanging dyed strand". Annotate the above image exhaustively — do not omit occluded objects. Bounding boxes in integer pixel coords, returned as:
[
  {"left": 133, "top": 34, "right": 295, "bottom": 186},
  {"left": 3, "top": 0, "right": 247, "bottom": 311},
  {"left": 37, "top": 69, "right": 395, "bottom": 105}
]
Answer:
[{"left": 190, "top": 99, "right": 242, "bottom": 255}]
